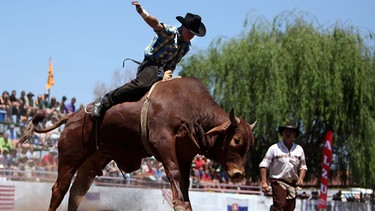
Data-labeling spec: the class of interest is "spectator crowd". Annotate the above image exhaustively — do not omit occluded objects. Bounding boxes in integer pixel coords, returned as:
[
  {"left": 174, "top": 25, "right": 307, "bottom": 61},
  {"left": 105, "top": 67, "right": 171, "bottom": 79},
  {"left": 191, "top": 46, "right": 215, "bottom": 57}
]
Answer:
[
  {"left": 0, "top": 89, "right": 79, "bottom": 124},
  {"left": 0, "top": 89, "right": 79, "bottom": 179}
]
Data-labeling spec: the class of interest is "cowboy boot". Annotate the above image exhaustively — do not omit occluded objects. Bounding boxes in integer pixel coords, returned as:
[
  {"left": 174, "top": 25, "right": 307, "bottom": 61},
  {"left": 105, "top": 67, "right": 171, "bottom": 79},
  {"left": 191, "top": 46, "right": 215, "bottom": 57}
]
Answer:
[{"left": 92, "top": 91, "right": 114, "bottom": 118}]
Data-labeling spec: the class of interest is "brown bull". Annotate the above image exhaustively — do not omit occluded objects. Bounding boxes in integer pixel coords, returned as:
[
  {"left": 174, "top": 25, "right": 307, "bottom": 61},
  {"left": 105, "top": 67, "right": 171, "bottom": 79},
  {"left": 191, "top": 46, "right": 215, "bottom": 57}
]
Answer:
[{"left": 20, "top": 77, "right": 256, "bottom": 211}]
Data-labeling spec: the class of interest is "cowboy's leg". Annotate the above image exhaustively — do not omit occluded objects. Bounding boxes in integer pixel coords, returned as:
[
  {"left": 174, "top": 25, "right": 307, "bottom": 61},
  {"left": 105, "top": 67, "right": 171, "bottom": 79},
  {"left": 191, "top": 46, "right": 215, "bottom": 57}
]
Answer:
[
  {"left": 92, "top": 64, "right": 163, "bottom": 118},
  {"left": 285, "top": 199, "right": 296, "bottom": 211},
  {"left": 112, "top": 65, "right": 162, "bottom": 103},
  {"left": 284, "top": 184, "right": 297, "bottom": 211},
  {"left": 271, "top": 181, "right": 287, "bottom": 211}
]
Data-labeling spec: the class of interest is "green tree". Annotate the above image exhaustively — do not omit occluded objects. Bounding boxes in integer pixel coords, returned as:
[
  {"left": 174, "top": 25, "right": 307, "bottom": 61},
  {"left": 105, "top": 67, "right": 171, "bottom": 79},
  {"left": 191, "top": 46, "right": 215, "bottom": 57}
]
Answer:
[{"left": 180, "top": 10, "right": 375, "bottom": 188}]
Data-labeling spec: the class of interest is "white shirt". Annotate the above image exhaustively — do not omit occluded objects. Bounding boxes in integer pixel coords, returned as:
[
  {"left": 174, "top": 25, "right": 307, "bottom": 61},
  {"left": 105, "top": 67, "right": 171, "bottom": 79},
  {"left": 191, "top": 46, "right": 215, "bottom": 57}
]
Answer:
[{"left": 259, "top": 141, "right": 307, "bottom": 181}]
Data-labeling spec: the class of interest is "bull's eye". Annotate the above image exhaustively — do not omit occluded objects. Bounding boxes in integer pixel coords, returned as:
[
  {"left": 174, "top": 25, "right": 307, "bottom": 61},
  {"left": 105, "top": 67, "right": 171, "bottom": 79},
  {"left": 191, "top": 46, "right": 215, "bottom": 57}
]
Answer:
[
  {"left": 230, "top": 137, "right": 242, "bottom": 148},
  {"left": 234, "top": 138, "right": 240, "bottom": 145}
]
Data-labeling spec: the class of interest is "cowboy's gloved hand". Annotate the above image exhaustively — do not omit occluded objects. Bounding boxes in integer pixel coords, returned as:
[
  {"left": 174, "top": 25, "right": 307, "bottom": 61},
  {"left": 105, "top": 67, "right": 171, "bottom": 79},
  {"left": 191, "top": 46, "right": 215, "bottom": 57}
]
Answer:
[
  {"left": 163, "top": 70, "right": 173, "bottom": 81},
  {"left": 131, "top": 1, "right": 144, "bottom": 14}
]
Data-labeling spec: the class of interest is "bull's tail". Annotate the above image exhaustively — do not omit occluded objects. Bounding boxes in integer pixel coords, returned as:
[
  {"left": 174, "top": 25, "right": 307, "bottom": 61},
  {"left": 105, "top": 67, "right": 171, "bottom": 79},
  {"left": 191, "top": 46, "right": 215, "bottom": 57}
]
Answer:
[{"left": 19, "top": 112, "right": 72, "bottom": 144}]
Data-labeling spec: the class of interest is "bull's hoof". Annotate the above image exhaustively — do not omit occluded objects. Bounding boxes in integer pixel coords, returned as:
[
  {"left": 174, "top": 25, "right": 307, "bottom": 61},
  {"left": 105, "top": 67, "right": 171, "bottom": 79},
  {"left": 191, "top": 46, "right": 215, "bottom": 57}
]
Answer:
[{"left": 174, "top": 205, "right": 186, "bottom": 211}]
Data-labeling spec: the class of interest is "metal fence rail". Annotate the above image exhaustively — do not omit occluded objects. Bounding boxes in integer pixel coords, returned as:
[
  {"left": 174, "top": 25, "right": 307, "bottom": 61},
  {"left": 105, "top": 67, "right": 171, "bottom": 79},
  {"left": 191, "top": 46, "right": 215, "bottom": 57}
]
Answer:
[
  {"left": 0, "top": 168, "right": 262, "bottom": 194},
  {"left": 1, "top": 168, "right": 374, "bottom": 211}
]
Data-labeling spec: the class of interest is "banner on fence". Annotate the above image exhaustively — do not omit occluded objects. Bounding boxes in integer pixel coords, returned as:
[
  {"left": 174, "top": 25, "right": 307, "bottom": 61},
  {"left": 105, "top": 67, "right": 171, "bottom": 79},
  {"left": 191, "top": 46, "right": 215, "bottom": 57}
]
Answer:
[
  {"left": 0, "top": 185, "right": 15, "bottom": 211},
  {"left": 227, "top": 197, "right": 248, "bottom": 211},
  {"left": 318, "top": 130, "right": 333, "bottom": 210}
]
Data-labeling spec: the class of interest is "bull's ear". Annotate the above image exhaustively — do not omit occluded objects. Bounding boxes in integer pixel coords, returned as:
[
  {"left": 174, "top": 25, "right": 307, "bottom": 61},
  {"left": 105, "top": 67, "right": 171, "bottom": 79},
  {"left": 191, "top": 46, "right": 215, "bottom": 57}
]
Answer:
[{"left": 205, "top": 121, "right": 231, "bottom": 136}]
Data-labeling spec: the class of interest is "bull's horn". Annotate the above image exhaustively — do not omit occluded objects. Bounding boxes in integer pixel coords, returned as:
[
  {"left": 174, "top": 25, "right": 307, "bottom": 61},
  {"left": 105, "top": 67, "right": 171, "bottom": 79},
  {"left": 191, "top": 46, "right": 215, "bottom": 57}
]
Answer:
[
  {"left": 250, "top": 121, "right": 257, "bottom": 130},
  {"left": 229, "top": 108, "right": 240, "bottom": 126}
]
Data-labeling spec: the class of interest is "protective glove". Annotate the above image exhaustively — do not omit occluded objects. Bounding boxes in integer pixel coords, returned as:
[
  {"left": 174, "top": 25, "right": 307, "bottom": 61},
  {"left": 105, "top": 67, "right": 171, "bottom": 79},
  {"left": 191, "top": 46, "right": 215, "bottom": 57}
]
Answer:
[{"left": 163, "top": 70, "right": 173, "bottom": 81}]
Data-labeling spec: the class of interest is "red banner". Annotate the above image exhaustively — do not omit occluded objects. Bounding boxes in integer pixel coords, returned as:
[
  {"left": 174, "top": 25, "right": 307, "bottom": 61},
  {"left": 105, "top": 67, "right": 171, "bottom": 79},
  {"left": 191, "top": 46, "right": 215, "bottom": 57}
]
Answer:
[{"left": 318, "top": 130, "right": 333, "bottom": 209}]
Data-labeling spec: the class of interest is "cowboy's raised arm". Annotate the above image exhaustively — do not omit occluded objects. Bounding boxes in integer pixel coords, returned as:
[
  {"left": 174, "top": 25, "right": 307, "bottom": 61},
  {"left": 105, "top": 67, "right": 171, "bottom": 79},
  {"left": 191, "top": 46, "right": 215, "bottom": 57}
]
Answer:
[{"left": 132, "top": 1, "right": 163, "bottom": 31}]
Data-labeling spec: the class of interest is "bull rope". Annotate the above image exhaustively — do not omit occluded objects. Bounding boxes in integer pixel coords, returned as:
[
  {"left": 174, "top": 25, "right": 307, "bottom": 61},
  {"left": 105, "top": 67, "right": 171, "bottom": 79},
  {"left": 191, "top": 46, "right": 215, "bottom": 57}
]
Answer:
[
  {"left": 139, "top": 81, "right": 160, "bottom": 156},
  {"left": 111, "top": 80, "right": 159, "bottom": 181}
]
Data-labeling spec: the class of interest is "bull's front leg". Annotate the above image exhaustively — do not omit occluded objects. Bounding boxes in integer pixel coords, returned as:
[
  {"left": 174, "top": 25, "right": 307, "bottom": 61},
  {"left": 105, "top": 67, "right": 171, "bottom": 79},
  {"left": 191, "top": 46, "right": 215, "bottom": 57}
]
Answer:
[
  {"left": 163, "top": 162, "right": 186, "bottom": 211},
  {"left": 151, "top": 129, "right": 195, "bottom": 211},
  {"left": 179, "top": 163, "right": 193, "bottom": 211},
  {"left": 162, "top": 160, "right": 194, "bottom": 211}
]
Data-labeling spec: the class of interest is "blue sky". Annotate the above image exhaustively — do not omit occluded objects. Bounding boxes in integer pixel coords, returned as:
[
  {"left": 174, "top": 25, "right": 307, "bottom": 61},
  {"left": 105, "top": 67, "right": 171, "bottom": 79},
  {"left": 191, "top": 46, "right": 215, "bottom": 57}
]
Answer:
[{"left": 1, "top": 0, "right": 374, "bottom": 107}]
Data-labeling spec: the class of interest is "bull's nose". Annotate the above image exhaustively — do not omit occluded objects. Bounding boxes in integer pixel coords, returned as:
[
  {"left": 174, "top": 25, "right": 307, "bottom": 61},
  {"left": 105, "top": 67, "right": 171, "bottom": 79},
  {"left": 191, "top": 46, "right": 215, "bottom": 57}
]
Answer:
[
  {"left": 229, "top": 169, "right": 244, "bottom": 182},
  {"left": 231, "top": 172, "right": 244, "bottom": 182}
]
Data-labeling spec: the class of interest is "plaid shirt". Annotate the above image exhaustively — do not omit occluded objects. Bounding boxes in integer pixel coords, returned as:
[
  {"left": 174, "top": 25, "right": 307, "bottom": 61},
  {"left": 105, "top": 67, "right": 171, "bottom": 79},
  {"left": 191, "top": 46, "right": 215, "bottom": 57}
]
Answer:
[{"left": 144, "top": 23, "right": 190, "bottom": 70}]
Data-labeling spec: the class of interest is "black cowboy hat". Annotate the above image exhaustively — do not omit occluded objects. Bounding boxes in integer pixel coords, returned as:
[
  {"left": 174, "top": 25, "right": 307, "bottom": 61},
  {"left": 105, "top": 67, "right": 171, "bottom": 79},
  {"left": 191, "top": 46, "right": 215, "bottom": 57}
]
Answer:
[
  {"left": 278, "top": 121, "right": 300, "bottom": 137},
  {"left": 176, "top": 13, "right": 206, "bottom": 37}
]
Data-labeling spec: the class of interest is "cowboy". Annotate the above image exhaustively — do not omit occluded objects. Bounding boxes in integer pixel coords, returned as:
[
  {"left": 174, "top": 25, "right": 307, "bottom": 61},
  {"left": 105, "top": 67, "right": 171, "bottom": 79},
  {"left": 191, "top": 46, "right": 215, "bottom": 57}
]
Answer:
[
  {"left": 92, "top": 1, "right": 206, "bottom": 118},
  {"left": 259, "top": 121, "right": 308, "bottom": 211}
]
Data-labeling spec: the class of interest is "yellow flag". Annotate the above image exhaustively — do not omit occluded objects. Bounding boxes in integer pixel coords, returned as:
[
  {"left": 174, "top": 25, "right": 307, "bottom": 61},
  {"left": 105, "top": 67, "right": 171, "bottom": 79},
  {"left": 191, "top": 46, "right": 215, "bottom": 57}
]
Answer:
[{"left": 46, "top": 57, "right": 54, "bottom": 89}]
